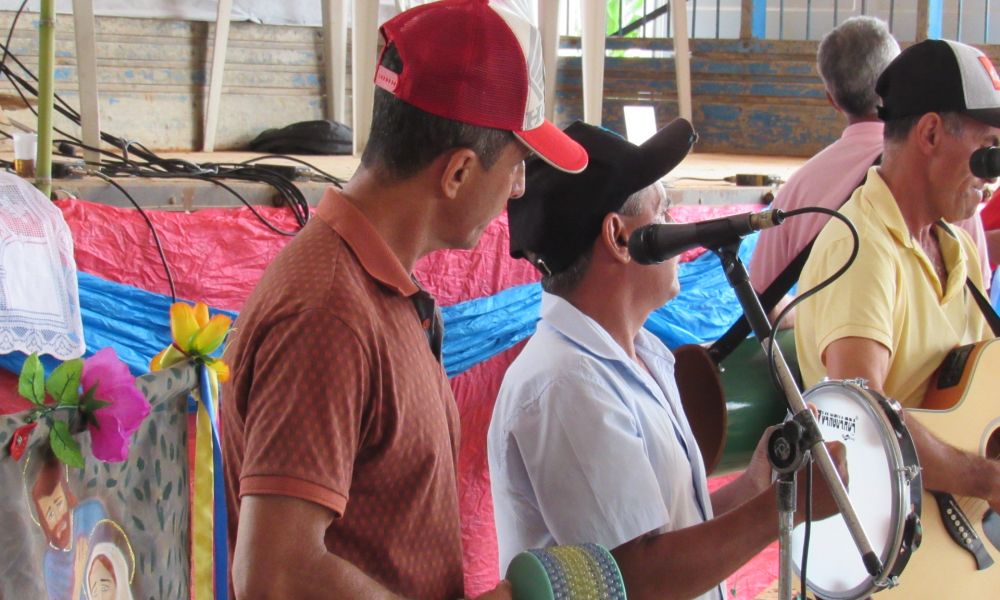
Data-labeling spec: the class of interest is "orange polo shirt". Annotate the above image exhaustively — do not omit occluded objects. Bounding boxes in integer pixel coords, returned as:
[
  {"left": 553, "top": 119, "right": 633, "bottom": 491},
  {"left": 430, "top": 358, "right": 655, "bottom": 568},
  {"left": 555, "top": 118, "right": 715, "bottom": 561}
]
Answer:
[{"left": 221, "top": 188, "right": 464, "bottom": 599}]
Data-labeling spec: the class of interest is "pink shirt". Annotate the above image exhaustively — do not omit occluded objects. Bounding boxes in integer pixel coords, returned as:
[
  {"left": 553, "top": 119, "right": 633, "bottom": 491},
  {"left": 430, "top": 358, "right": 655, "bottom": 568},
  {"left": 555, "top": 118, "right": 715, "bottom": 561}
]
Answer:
[{"left": 749, "top": 121, "right": 989, "bottom": 293}]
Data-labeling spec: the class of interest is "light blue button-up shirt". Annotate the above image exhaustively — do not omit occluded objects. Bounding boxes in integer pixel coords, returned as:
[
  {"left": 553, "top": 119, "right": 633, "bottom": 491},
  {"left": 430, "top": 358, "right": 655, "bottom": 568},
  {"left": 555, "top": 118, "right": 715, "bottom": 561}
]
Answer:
[{"left": 488, "top": 292, "right": 722, "bottom": 600}]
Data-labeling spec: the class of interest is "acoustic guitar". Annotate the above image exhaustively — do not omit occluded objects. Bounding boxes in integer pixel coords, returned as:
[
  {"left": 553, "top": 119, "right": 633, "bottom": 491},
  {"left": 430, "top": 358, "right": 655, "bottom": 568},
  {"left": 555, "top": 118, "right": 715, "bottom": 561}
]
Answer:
[
  {"left": 674, "top": 336, "right": 1000, "bottom": 598},
  {"left": 877, "top": 338, "right": 1000, "bottom": 598}
]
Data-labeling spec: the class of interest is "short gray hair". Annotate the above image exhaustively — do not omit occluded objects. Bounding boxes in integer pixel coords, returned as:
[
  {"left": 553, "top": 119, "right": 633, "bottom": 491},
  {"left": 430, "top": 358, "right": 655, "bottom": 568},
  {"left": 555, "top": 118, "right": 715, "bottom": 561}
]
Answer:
[
  {"left": 883, "top": 111, "right": 965, "bottom": 144},
  {"left": 540, "top": 189, "right": 648, "bottom": 298},
  {"left": 817, "top": 17, "right": 900, "bottom": 118}
]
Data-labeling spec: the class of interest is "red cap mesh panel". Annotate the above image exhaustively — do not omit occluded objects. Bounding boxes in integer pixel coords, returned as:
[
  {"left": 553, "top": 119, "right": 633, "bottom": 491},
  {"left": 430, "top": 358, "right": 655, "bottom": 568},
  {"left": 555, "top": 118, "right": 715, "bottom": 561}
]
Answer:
[{"left": 380, "top": 0, "right": 529, "bottom": 130}]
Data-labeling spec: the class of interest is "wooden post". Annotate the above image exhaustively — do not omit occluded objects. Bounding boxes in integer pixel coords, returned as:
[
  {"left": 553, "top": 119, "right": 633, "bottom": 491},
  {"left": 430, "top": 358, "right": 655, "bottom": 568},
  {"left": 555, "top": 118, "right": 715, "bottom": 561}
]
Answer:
[
  {"left": 321, "top": 0, "right": 348, "bottom": 125},
  {"left": 72, "top": 0, "right": 101, "bottom": 165},
  {"left": 539, "top": 0, "right": 560, "bottom": 122},
  {"left": 581, "top": 0, "right": 606, "bottom": 126},
  {"left": 916, "top": 0, "right": 943, "bottom": 41},
  {"left": 352, "top": 0, "right": 380, "bottom": 156},
  {"left": 740, "top": 0, "right": 766, "bottom": 39},
  {"left": 202, "top": 0, "right": 232, "bottom": 152},
  {"left": 672, "top": 0, "right": 693, "bottom": 122}
]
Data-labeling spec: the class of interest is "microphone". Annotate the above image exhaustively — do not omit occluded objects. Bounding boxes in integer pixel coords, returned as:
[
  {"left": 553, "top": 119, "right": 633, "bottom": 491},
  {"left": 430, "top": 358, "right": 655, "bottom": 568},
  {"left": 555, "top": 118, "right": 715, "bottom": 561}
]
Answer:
[
  {"left": 628, "top": 209, "right": 785, "bottom": 265},
  {"left": 970, "top": 146, "right": 1000, "bottom": 179}
]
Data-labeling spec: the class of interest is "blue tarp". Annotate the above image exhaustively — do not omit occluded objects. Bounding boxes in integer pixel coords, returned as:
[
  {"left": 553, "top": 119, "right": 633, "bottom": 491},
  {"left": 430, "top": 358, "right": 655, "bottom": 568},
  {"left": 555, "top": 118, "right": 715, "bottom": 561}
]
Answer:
[
  {"left": 0, "top": 271, "right": 237, "bottom": 378},
  {"left": 2, "top": 234, "right": 759, "bottom": 380}
]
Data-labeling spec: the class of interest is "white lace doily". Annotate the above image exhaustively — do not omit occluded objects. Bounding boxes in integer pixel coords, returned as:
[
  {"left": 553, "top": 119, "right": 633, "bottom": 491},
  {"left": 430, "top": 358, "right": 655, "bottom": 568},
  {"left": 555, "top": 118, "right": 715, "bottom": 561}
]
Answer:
[{"left": 0, "top": 172, "right": 84, "bottom": 360}]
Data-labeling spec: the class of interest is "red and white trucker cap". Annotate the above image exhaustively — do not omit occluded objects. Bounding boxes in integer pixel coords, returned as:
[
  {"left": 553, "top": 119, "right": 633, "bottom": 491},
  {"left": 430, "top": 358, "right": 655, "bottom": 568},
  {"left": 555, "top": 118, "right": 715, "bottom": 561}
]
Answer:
[{"left": 375, "top": 0, "right": 589, "bottom": 173}]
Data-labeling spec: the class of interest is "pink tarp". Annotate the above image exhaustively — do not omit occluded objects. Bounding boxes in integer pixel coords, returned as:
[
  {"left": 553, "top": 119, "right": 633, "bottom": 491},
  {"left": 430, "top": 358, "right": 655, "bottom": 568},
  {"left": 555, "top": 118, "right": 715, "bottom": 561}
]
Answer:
[{"left": 50, "top": 198, "right": 776, "bottom": 599}]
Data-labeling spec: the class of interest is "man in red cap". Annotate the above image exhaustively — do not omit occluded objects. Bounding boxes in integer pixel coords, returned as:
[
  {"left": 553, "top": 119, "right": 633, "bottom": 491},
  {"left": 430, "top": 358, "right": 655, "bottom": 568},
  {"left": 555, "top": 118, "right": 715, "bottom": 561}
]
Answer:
[{"left": 220, "top": 2, "right": 587, "bottom": 599}]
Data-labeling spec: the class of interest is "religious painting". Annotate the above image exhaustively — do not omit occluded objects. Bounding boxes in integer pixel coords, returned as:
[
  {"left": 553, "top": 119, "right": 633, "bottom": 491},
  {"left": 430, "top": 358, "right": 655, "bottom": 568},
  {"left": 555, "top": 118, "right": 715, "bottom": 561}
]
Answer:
[{"left": 0, "top": 364, "right": 196, "bottom": 600}]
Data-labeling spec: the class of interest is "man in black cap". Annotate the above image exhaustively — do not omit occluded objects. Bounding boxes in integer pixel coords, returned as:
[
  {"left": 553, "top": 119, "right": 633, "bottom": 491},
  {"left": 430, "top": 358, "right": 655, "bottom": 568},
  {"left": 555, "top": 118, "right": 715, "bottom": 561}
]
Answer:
[
  {"left": 487, "top": 121, "right": 847, "bottom": 600},
  {"left": 797, "top": 38, "right": 1000, "bottom": 593}
]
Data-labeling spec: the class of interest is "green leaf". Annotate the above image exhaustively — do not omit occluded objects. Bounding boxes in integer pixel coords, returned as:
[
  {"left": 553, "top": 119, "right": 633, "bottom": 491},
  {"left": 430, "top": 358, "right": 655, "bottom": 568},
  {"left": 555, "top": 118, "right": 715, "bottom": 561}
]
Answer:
[
  {"left": 82, "top": 398, "right": 112, "bottom": 413},
  {"left": 46, "top": 359, "right": 83, "bottom": 406},
  {"left": 79, "top": 385, "right": 111, "bottom": 421},
  {"left": 49, "top": 421, "right": 84, "bottom": 468},
  {"left": 18, "top": 353, "right": 45, "bottom": 405}
]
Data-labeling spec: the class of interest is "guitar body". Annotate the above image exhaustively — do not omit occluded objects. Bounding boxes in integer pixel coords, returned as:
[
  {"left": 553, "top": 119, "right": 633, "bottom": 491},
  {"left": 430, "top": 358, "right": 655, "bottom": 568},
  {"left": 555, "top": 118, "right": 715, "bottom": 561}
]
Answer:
[{"left": 877, "top": 339, "right": 1000, "bottom": 599}]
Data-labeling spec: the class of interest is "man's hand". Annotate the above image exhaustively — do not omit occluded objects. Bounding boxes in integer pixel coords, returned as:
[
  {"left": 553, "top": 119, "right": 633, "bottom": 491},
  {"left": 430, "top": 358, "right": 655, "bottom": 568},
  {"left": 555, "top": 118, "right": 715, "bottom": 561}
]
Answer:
[
  {"left": 798, "top": 441, "right": 848, "bottom": 523},
  {"left": 470, "top": 580, "right": 513, "bottom": 600},
  {"left": 744, "top": 425, "right": 779, "bottom": 493}
]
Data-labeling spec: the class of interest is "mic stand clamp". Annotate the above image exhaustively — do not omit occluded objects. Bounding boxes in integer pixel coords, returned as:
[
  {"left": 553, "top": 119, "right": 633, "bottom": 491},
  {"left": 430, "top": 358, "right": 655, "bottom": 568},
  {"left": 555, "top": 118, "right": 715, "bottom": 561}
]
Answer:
[
  {"left": 767, "top": 412, "right": 824, "bottom": 600},
  {"left": 711, "top": 242, "right": 884, "bottom": 600}
]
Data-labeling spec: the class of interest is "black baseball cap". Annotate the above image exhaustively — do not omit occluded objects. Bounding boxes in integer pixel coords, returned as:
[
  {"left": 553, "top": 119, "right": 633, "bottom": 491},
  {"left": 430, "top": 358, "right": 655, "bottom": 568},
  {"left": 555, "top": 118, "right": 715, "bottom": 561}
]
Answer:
[
  {"left": 877, "top": 39, "right": 1000, "bottom": 127},
  {"left": 508, "top": 119, "right": 696, "bottom": 275}
]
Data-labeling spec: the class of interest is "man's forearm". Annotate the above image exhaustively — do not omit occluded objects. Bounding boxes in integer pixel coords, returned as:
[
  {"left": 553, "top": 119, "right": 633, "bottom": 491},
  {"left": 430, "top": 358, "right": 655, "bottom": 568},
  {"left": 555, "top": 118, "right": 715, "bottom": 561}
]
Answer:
[
  {"left": 233, "top": 495, "right": 408, "bottom": 600},
  {"left": 906, "top": 412, "right": 1000, "bottom": 503},
  {"left": 611, "top": 487, "right": 780, "bottom": 600},
  {"left": 234, "top": 533, "right": 408, "bottom": 600},
  {"left": 710, "top": 468, "right": 770, "bottom": 516}
]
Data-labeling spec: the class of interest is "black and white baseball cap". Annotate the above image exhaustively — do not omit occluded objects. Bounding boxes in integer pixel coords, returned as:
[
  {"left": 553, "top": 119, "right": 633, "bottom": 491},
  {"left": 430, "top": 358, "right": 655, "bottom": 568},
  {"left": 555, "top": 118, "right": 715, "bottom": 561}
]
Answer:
[
  {"left": 508, "top": 119, "right": 696, "bottom": 275},
  {"left": 876, "top": 39, "right": 1000, "bottom": 128}
]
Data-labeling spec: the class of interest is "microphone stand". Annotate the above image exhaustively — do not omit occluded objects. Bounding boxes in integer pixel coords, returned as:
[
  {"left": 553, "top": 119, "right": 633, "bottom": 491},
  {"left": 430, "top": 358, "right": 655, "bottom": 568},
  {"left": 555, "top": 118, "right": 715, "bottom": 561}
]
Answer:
[{"left": 711, "top": 241, "right": 884, "bottom": 600}]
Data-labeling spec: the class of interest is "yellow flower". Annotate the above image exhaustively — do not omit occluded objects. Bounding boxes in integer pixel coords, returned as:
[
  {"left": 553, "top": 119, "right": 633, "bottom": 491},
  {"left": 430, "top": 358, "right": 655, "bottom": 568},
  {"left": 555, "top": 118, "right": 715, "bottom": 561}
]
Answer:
[
  {"left": 170, "top": 302, "right": 201, "bottom": 351},
  {"left": 192, "top": 314, "right": 232, "bottom": 356},
  {"left": 152, "top": 301, "right": 232, "bottom": 383}
]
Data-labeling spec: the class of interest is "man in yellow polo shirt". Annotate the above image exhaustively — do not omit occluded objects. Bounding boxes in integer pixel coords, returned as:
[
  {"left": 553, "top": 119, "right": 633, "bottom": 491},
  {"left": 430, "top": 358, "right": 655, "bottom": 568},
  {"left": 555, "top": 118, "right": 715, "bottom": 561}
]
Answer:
[{"left": 797, "top": 39, "right": 1000, "bottom": 517}]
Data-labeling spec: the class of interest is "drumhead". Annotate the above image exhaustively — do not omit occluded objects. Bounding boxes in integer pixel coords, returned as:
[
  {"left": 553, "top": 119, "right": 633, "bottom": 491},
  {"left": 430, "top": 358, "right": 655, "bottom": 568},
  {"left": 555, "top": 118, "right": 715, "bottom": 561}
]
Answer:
[{"left": 792, "top": 380, "right": 912, "bottom": 600}]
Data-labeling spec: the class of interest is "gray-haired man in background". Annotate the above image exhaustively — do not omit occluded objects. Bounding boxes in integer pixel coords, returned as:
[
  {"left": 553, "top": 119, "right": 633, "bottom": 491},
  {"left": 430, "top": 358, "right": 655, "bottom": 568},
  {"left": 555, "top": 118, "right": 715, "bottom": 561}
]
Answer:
[{"left": 749, "top": 16, "right": 990, "bottom": 325}]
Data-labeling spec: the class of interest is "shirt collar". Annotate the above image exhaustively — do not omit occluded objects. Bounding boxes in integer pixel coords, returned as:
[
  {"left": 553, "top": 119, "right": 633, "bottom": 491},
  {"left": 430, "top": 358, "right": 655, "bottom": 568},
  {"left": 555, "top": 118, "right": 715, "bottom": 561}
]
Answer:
[
  {"left": 862, "top": 167, "right": 913, "bottom": 249},
  {"left": 861, "top": 168, "right": 969, "bottom": 299},
  {"left": 841, "top": 120, "right": 884, "bottom": 140},
  {"left": 316, "top": 187, "right": 419, "bottom": 297},
  {"left": 935, "top": 221, "right": 971, "bottom": 302},
  {"left": 539, "top": 292, "right": 675, "bottom": 367}
]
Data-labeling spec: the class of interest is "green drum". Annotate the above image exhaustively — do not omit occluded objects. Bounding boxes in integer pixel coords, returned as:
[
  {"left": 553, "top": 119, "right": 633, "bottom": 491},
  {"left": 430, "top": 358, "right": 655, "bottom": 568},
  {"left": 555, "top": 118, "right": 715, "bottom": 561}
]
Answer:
[{"left": 674, "top": 329, "right": 800, "bottom": 476}]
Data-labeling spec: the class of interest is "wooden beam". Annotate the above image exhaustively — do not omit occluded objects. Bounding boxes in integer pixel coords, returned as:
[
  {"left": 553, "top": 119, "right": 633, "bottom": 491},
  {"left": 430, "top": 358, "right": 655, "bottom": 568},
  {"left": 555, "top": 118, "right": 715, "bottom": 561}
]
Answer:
[
  {"left": 352, "top": 0, "right": 380, "bottom": 156},
  {"left": 539, "top": 0, "right": 560, "bottom": 122},
  {"left": 672, "top": 0, "right": 693, "bottom": 122},
  {"left": 72, "top": 0, "right": 100, "bottom": 165},
  {"left": 321, "top": 0, "right": 348, "bottom": 124},
  {"left": 202, "top": 0, "right": 232, "bottom": 152},
  {"left": 580, "top": 0, "right": 606, "bottom": 125},
  {"left": 740, "top": 0, "right": 766, "bottom": 39}
]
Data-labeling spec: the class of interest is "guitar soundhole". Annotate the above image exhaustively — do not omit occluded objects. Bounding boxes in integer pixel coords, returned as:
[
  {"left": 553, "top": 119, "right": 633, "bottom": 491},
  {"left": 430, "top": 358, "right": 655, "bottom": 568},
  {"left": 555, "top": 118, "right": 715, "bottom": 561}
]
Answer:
[
  {"left": 985, "top": 428, "right": 1000, "bottom": 553},
  {"left": 987, "top": 428, "right": 1000, "bottom": 464}
]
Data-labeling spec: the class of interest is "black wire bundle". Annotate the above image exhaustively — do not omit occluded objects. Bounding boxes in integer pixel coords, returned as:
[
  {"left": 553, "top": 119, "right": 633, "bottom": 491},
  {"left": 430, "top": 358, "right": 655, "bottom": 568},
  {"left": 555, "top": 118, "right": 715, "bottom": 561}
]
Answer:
[{"left": 0, "top": 3, "right": 348, "bottom": 299}]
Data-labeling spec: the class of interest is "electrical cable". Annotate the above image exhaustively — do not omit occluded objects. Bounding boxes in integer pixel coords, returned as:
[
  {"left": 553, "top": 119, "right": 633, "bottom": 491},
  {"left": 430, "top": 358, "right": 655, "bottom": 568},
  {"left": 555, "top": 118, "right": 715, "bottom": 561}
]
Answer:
[
  {"left": 236, "top": 154, "right": 345, "bottom": 185},
  {"left": 88, "top": 171, "right": 177, "bottom": 302},
  {"left": 802, "top": 459, "right": 812, "bottom": 600},
  {"left": 0, "top": 0, "right": 28, "bottom": 84},
  {"left": 192, "top": 176, "right": 299, "bottom": 236},
  {"left": 757, "top": 205, "right": 858, "bottom": 600},
  {"left": 765, "top": 206, "right": 860, "bottom": 389},
  {"left": 0, "top": 32, "right": 319, "bottom": 235}
]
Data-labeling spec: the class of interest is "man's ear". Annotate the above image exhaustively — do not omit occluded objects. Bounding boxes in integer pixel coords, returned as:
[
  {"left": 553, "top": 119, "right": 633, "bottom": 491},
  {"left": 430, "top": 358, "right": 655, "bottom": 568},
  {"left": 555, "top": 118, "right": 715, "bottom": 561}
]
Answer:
[
  {"left": 825, "top": 91, "right": 842, "bottom": 114},
  {"left": 914, "top": 112, "right": 946, "bottom": 156},
  {"left": 601, "top": 212, "right": 631, "bottom": 264},
  {"left": 440, "top": 148, "right": 478, "bottom": 199}
]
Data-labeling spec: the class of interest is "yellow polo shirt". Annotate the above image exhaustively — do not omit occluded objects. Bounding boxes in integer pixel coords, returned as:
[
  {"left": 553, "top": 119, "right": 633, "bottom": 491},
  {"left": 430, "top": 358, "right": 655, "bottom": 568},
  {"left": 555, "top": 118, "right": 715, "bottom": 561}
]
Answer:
[{"left": 796, "top": 167, "right": 993, "bottom": 408}]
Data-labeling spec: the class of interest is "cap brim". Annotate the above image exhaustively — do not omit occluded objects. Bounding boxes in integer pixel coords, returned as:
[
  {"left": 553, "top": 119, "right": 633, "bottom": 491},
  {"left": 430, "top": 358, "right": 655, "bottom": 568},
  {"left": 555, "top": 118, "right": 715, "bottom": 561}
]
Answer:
[
  {"left": 635, "top": 118, "right": 697, "bottom": 186},
  {"left": 515, "top": 119, "right": 589, "bottom": 174}
]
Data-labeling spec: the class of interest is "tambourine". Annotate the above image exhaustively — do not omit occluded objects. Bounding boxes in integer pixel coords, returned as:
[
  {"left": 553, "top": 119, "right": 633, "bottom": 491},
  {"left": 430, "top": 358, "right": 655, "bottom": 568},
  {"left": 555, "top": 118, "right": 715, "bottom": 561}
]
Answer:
[{"left": 506, "top": 543, "right": 627, "bottom": 600}]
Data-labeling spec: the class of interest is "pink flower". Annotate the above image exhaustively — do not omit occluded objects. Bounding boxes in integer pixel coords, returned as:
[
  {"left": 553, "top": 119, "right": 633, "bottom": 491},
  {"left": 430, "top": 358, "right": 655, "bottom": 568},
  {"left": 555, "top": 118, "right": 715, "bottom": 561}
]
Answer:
[{"left": 81, "top": 347, "right": 151, "bottom": 462}]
